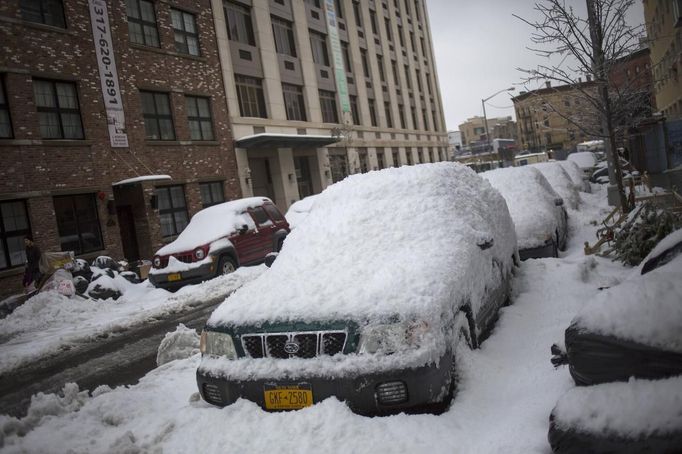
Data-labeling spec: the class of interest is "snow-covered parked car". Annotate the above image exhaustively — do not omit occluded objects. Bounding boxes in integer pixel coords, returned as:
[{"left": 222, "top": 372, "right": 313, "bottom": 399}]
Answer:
[
  {"left": 284, "top": 194, "right": 320, "bottom": 229},
  {"left": 557, "top": 160, "right": 591, "bottom": 193},
  {"left": 531, "top": 162, "right": 581, "bottom": 210},
  {"left": 566, "top": 151, "right": 598, "bottom": 179},
  {"left": 482, "top": 166, "right": 568, "bottom": 260},
  {"left": 149, "top": 198, "right": 289, "bottom": 290},
  {"left": 559, "top": 229, "right": 682, "bottom": 387},
  {"left": 196, "top": 163, "right": 518, "bottom": 414}
]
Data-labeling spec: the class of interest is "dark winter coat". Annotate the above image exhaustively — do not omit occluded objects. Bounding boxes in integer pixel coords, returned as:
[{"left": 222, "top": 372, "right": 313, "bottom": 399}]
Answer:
[{"left": 23, "top": 244, "right": 42, "bottom": 287}]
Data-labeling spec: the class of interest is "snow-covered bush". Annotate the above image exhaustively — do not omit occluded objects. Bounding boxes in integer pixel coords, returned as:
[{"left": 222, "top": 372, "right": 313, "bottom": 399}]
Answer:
[{"left": 613, "top": 203, "right": 681, "bottom": 266}]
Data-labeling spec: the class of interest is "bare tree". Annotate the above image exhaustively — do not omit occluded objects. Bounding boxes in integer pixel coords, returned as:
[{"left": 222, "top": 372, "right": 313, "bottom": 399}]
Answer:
[{"left": 515, "top": 0, "right": 651, "bottom": 210}]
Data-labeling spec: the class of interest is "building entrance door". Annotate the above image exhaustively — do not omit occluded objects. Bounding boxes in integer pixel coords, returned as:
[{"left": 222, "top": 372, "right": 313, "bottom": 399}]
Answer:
[
  {"left": 116, "top": 205, "right": 140, "bottom": 261},
  {"left": 294, "top": 156, "right": 313, "bottom": 198},
  {"left": 248, "top": 158, "right": 276, "bottom": 201}
]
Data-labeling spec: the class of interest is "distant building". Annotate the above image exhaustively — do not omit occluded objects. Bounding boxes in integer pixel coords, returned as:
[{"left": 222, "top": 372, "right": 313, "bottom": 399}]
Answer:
[
  {"left": 512, "top": 81, "right": 600, "bottom": 154},
  {"left": 448, "top": 130, "right": 462, "bottom": 156},
  {"left": 458, "top": 115, "right": 516, "bottom": 147},
  {"left": 643, "top": 0, "right": 682, "bottom": 119}
]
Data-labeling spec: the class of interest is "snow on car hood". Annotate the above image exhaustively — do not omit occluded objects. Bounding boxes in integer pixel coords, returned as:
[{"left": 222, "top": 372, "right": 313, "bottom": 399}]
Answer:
[
  {"left": 570, "top": 254, "right": 682, "bottom": 353},
  {"left": 567, "top": 151, "right": 597, "bottom": 169},
  {"left": 285, "top": 194, "right": 321, "bottom": 229},
  {"left": 208, "top": 163, "right": 517, "bottom": 327},
  {"left": 531, "top": 162, "right": 580, "bottom": 210},
  {"left": 481, "top": 167, "right": 561, "bottom": 249},
  {"left": 557, "top": 160, "right": 587, "bottom": 190},
  {"left": 157, "top": 198, "right": 266, "bottom": 256}
]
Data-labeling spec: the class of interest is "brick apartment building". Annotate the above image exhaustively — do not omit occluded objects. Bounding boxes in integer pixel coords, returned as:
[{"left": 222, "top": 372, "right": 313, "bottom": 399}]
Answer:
[{"left": 0, "top": 0, "right": 240, "bottom": 297}]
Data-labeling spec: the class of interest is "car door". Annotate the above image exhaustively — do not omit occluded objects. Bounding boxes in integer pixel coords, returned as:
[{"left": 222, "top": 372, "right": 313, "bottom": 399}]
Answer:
[
  {"left": 248, "top": 206, "right": 276, "bottom": 259},
  {"left": 230, "top": 211, "right": 265, "bottom": 265}
]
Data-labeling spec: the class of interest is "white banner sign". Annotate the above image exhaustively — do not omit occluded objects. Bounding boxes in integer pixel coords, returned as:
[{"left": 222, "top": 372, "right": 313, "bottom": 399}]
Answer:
[
  {"left": 89, "top": 0, "right": 129, "bottom": 147},
  {"left": 324, "top": 0, "right": 351, "bottom": 114}
]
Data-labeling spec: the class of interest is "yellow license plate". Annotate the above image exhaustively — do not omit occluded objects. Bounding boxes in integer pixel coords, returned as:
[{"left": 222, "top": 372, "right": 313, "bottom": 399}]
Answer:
[
  {"left": 167, "top": 273, "right": 182, "bottom": 282},
  {"left": 264, "top": 384, "right": 313, "bottom": 410}
]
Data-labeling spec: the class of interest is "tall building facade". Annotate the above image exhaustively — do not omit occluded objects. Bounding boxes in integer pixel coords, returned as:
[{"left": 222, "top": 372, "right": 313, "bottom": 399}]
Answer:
[
  {"left": 210, "top": 0, "right": 450, "bottom": 208},
  {"left": 643, "top": 0, "right": 682, "bottom": 120},
  {"left": 0, "top": 0, "right": 240, "bottom": 297}
]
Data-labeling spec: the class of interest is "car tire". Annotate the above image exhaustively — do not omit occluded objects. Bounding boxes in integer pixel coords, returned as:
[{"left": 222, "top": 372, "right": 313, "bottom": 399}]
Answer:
[
  {"left": 218, "top": 255, "right": 237, "bottom": 276},
  {"left": 276, "top": 238, "right": 284, "bottom": 252}
]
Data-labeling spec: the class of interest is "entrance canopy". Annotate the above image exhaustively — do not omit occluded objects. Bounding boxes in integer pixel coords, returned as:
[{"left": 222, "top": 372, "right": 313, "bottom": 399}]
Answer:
[
  {"left": 236, "top": 133, "right": 340, "bottom": 149},
  {"left": 112, "top": 175, "right": 172, "bottom": 186}
]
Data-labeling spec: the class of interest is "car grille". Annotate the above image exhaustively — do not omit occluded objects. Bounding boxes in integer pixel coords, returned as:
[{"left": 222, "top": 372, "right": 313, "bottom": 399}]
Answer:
[
  {"left": 241, "top": 331, "right": 347, "bottom": 359},
  {"left": 159, "top": 253, "right": 194, "bottom": 268},
  {"left": 202, "top": 383, "right": 223, "bottom": 405}
]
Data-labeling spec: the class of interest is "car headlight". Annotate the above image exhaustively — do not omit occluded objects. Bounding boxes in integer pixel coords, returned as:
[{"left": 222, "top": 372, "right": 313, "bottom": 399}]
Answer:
[
  {"left": 200, "top": 330, "right": 237, "bottom": 359},
  {"left": 358, "top": 321, "right": 431, "bottom": 354},
  {"left": 194, "top": 247, "right": 205, "bottom": 260},
  {"left": 153, "top": 256, "right": 161, "bottom": 268}
]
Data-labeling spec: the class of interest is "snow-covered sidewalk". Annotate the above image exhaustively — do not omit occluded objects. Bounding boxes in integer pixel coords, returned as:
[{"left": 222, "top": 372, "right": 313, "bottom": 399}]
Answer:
[
  {"left": 0, "top": 266, "right": 265, "bottom": 375},
  {"left": 0, "top": 187, "right": 636, "bottom": 453}
]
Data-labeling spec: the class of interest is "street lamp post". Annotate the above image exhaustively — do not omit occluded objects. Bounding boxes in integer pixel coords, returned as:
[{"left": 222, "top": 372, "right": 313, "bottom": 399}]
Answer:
[{"left": 481, "top": 86, "right": 515, "bottom": 157}]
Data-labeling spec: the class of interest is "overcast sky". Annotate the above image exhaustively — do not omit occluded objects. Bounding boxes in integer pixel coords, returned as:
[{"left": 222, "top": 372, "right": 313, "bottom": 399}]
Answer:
[{"left": 426, "top": 0, "right": 645, "bottom": 131}]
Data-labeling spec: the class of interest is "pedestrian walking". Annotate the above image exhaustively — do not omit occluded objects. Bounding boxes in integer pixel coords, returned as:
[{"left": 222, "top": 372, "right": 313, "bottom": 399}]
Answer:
[{"left": 22, "top": 237, "right": 42, "bottom": 293}]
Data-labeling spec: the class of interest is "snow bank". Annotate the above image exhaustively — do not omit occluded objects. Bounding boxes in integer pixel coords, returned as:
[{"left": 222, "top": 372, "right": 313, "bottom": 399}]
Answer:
[
  {"left": 567, "top": 152, "right": 597, "bottom": 170},
  {"left": 482, "top": 166, "right": 561, "bottom": 249},
  {"left": 156, "top": 324, "right": 200, "bottom": 367},
  {"left": 208, "top": 163, "right": 517, "bottom": 328},
  {"left": 553, "top": 376, "right": 682, "bottom": 437},
  {"left": 570, "top": 254, "right": 682, "bottom": 353},
  {"left": 531, "top": 162, "right": 580, "bottom": 210},
  {"left": 157, "top": 198, "right": 268, "bottom": 256}
]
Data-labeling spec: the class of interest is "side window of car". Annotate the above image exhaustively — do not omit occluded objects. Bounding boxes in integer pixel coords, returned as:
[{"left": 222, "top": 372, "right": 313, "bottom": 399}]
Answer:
[
  {"left": 249, "top": 206, "right": 272, "bottom": 227},
  {"left": 264, "top": 204, "right": 285, "bottom": 223}
]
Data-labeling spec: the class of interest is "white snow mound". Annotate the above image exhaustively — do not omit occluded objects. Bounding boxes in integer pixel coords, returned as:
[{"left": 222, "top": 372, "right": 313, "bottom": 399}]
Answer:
[{"left": 156, "top": 324, "right": 200, "bottom": 367}]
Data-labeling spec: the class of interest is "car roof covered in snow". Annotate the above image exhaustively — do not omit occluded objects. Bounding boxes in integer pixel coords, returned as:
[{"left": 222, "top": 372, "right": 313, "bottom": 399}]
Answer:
[
  {"left": 481, "top": 166, "right": 562, "bottom": 249},
  {"left": 556, "top": 160, "right": 585, "bottom": 189},
  {"left": 285, "top": 194, "right": 321, "bottom": 229},
  {"left": 208, "top": 163, "right": 517, "bottom": 327},
  {"left": 570, "top": 250, "right": 682, "bottom": 353},
  {"left": 567, "top": 152, "right": 598, "bottom": 169},
  {"left": 531, "top": 162, "right": 580, "bottom": 210},
  {"left": 156, "top": 197, "right": 269, "bottom": 256}
]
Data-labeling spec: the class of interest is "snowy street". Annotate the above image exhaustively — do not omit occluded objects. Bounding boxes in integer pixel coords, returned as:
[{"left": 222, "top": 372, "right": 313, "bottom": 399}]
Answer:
[{"left": 0, "top": 187, "right": 639, "bottom": 453}]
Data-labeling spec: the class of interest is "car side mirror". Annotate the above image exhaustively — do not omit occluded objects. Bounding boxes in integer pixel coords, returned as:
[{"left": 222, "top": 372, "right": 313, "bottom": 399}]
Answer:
[
  {"left": 554, "top": 198, "right": 564, "bottom": 206},
  {"left": 239, "top": 224, "right": 249, "bottom": 235},
  {"left": 477, "top": 238, "right": 494, "bottom": 250}
]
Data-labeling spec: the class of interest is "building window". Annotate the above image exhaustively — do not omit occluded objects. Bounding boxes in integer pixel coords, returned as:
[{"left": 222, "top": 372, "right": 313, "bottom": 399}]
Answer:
[
  {"left": 360, "top": 49, "right": 370, "bottom": 78},
  {"left": 377, "top": 54, "right": 386, "bottom": 82},
  {"left": 392, "top": 147, "right": 399, "bottom": 166},
  {"left": 0, "top": 77, "right": 12, "bottom": 139},
  {"left": 53, "top": 194, "right": 104, "bottom": 255},
  {"left": 352, "top": 1, "right": 362, "bottom": 27},
  {"left": 415, "top": 69, "right": 422, "bottom": 92},
  {"left": 334, "top": 0, "right": 343, "bottom": 18},
  {"left": 397, "top": 24, "right": 405, "bottom": 47},
  {"left": 186, "top": 96, "right": 214, "bottom": 141},
  {"left": 422, "top": 109, "right": 428, "bottom": 130},
  {"left": 127, "top": 0, "right": 159, "bottom": 47},
  {"left": 200, "top": 181, "right": 225, "bottom": 208},
  {"left": 0, "top": 200, "right": 30, "bottom": 270},
  {"left": 310, "top": 31, "right": 329, "bottom": 66},
  {"left": 368, "top": 98, "right": 377, "bottom": 126},
  {"left": 224, "top": 1, "right": 255, "bottom": 45},
  {"left": 171, "top": 9, "right": 200, "bottom": 56},
  {"left": 358, "top": 148, "right": 369, "bottom": 173},
  {"left": 156, "top": 186, "right": 189, "bottom": 237},
  {"left": 282, "top": 83, "right": 306, "bottom": 121},
  {"left": 406, "top": 147, "right": 413, "bottom": 165},
  {"left": 350, "top": 95, "right": 360, "bottom": 125},
  {"left": 391, "top": 60, "right": 399, "bottom": 85},
  {"left": 369, "top": 9, "right": 378, "bottom": 34},
  {"left": 33, "top": 79, "right": 84, "bottom": 140},
  {"left": 329, "top": 153, "right": 349, "bottom": 183},
  {"left": 384, "top": 18, "right": 392, "bottom": 41},
  {"left": 404, "top": 65, "right": 412, "bottom": 89},
  {"left": 319, "top": 90, "right": 338, "bottom": 123},
  {"left": 398, "top": 104, "right": 406, "bottom": 129},
  {"left": 235, "top": 75, "right": 267, "bottom": 118},
  {"left": 20, "top": 0, "right": 65, "bottom": 28},
  {"left": 384, "top": 102, "right": 393, "bottom": 128},
  {"left": 140, "top": 91, "right": 175, "bottom": 140},
  {"left": 417, "top": 148, "right": 423, "bottom": 163},
  {"left": 342, "top": 42, "right": 352, "bottom": 73},
  {"left": 272, "top": 16, "right": 297, "bottom": 57},
  {"left": 376, "top": 148, "right": 385, "bottom": 169},
  {"left": 411, "top": 106, "right": 417, "bottom": 129}
]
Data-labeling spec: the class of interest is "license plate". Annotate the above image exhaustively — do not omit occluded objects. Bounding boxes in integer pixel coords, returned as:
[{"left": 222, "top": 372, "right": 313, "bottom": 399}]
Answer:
[
  {"left": 263, "top": 384, "right": 313, "bottom": 410},
  {"left": 167, "top": 273, "right": 182, "bottom": 282}
]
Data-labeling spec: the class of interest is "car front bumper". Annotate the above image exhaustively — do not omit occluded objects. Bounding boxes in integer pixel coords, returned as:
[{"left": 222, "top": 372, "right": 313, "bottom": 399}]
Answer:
[
  {"left": 148, "top": 260, "right": 216, "bottom": 290},
  {"left": 196, "top": 354, "right": 453, "bottom": 415}
]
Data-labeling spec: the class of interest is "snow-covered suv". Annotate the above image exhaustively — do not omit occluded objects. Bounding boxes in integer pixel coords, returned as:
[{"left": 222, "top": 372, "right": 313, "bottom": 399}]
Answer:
[
  {"left": 196, "top": 163, "right": 518, "bottom": 414},
  {"left": 149, "top": 198, "right": 289, "bottom": 290}
]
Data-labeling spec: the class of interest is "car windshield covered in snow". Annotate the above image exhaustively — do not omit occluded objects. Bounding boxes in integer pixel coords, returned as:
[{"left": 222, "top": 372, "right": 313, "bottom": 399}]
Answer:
[
  {"left": 482, "top": 166, "right": 567, "bottom": 259},
  {"left": 197, "top": 163, "right": 518, "bottom": 414},
  {"left": 531, "top": 162, "right": 580, "bottom": 209}
]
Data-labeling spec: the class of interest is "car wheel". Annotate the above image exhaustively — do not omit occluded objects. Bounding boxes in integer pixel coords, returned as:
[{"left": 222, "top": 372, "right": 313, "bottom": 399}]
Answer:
[
  {"left": 218, "top": 255, "right": 237, "bottom": 276},
  {"left": 276, "top": 238, "right": 284, "bottom": 252}
]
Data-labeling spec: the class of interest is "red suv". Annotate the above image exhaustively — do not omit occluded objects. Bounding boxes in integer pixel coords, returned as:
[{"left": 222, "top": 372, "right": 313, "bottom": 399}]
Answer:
[{"left": 149, "top": 197, "right": 289, "bottom": 290}]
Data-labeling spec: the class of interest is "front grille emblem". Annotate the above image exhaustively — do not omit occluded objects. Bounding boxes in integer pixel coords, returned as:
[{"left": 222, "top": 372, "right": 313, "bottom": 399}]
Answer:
[{"left": 283, "top": 340, "right": 300, "bottom": 354}]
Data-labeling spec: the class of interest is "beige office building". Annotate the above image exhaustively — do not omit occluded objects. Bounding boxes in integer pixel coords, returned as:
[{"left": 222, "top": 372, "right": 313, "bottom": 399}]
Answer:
[{"left": 211, "top": 0, "right": 449, "bottom": 209}]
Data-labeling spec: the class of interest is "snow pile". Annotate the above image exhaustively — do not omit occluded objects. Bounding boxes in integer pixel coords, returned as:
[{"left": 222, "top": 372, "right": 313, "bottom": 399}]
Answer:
[
  {"left": 285, "top": 194, "right": 320, "bottom": 229},
  {"left": 567, "top": 151, "right": 598, "bottom": 169},
  {"left": 570, "top": 254, "right": 682, "bottom": 353},
  {"left": 156, "top": 324, "right": 200, "bottom": 367},
  {"left": 552, "top": 376, "right": 682, "bottom": 437},
  {"left": 531, "top": 162, "right": 581, "bottom": 209},
  {"left": 157, "top": 198, "right": 268, "bottom": 256},
  {"left": 209, "top": 163, "right": 517, "bottom": 328},
  {"left": 482, "top": 166, "right": 562, "bottom": 249}
]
